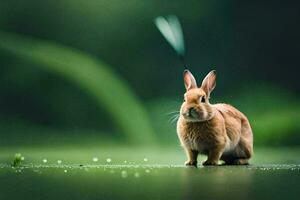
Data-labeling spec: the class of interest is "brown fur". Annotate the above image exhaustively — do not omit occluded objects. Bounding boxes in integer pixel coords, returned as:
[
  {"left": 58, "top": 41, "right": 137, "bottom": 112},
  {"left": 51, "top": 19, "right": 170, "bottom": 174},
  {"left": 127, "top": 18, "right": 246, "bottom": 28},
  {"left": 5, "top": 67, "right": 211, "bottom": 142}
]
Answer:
[{"left": 177, "top": 70, "right": 253, "bottom": 166}]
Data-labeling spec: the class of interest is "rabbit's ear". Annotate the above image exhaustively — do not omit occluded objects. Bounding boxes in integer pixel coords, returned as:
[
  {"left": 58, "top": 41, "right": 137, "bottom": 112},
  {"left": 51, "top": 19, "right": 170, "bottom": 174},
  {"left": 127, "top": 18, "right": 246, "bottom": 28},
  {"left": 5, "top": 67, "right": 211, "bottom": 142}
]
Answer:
[
  {"left": 183, "top": 70, "right": 197, "bottom": 91},
  {"left": 201, "top": 70, "right": 217, "bottom": 97}
]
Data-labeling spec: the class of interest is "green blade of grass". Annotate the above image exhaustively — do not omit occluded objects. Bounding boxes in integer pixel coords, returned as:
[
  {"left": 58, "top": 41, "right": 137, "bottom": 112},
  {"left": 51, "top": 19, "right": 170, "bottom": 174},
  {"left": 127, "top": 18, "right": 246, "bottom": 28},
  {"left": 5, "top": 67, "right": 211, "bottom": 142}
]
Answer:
[
  {"left": 154, "top": 15, "right": 185, "bottom": 57},
  {"left": 0, "top": 31, "right": 156, "bottom": 144}
]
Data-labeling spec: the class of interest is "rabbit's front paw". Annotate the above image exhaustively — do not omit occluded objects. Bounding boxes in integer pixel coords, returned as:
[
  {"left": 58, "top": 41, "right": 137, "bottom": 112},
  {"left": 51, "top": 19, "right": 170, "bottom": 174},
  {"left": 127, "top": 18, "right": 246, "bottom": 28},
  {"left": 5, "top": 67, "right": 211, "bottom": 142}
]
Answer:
[
  {"left": 202, "top": 160, "right": 218, "bottom": 166},
  {"left": 185, "top": 160, "right": 197, "bottom": 167}
]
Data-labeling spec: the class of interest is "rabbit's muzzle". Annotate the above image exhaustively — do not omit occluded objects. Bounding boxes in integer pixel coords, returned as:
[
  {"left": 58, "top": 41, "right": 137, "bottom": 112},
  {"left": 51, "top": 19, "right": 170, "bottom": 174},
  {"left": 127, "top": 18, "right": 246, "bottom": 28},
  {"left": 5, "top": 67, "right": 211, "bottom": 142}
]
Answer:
[{"left": 182, "top": 106, "right": 206, "bottom": 122}]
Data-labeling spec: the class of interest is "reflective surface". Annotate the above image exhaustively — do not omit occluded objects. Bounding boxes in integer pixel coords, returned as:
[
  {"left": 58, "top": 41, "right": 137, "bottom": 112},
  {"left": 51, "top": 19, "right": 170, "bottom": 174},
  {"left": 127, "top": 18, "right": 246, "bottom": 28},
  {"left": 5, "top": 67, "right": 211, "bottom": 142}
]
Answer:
[{"left": 0, "top": 148, "right": 300, "bottom": 200}]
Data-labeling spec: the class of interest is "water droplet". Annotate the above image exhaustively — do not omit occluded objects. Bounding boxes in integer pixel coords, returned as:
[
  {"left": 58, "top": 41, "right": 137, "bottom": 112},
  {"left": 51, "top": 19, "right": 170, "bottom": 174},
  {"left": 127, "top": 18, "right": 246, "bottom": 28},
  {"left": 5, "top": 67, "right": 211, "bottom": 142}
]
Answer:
[
  {"left": 92, "top": 157, "right": 99, "bottom": 162},
  {"left": 42, "top": 159, "right": 47, "bottom": 163},
  {"left": 124, "top": 160, "right": 127, "bottom": 164},
  {"left": 134, "top": 172, "right": 140, "bottom": 178},
  {"left": 64, "top": 169, "right": 68, "bottom": 173},
  {"left": 121, "top": 170, "right": 127, "bottom": 178},
  {"left": 143, "top": 158, "right": 148, "bottom": 162},
  {"left": 106, "top": 158, "right": 112, "bottom": 163},
  {"left": 20, "top": 156, "right": 25, "bottom": 161},
  {"left": 57, "top": 160, "right": 62, "bottom": 164}
]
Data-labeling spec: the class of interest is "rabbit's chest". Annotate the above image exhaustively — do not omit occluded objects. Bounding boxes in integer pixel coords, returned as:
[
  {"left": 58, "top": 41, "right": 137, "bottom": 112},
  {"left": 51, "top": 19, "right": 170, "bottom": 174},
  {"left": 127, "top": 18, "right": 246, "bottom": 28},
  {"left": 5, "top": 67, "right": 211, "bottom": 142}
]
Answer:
[{"left": 185, "top": 130, "right": 212, "bottom": 153}]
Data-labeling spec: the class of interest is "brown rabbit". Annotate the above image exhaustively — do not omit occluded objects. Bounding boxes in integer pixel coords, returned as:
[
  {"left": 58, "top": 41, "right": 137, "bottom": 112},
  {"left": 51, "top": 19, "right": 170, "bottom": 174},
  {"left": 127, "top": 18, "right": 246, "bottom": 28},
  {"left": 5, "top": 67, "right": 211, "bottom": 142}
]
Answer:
[{"left": 177, "top": 70, "right": 253, "bottom": 166}]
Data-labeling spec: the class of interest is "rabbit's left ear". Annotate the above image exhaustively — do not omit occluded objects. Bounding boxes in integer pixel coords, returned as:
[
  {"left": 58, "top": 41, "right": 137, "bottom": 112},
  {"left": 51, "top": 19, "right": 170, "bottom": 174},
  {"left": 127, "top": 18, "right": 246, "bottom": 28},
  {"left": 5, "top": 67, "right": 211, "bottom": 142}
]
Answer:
[
  {"left": 183, "top": 70, "right": 197, "bottom": 91},
  {"left": 201, "top": 70, "right": 217, "bottom": 97}
]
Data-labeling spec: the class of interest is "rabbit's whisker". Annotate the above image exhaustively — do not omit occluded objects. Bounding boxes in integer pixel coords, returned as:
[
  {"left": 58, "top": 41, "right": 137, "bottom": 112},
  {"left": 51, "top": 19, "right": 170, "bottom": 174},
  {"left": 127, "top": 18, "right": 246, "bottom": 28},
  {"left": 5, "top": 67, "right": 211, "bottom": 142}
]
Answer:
[
  {"left": 169, "top": 113, "right": 180, "bottom": 124},
  {"left": 164, "top": 111, "right": 180, "bottom": 116}
]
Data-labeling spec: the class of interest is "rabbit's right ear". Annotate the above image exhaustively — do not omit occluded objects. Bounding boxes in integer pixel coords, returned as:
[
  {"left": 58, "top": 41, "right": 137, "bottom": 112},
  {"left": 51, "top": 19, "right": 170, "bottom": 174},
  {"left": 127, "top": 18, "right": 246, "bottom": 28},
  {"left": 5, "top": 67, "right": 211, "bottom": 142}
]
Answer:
[
  {"left": 201, "top": 70, "right": 217, "bottom": 97},
  {"left": 183, "top": 70, "right": 197, "bottom": 91}
]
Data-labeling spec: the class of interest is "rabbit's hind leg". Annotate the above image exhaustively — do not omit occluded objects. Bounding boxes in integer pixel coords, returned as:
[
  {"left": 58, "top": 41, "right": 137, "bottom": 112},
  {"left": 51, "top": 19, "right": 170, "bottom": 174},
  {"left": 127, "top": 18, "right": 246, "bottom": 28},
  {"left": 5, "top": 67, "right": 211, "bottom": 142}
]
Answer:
[
  {"left": 221, "top": 156, "right": 249, "bottom": 165},
  {"left": 232, "top": 158, "right": 249, "bottom": 165},
  {"left": 220, "top": 154, "right": 235, "bottom": 165},
  {"left": 221, "top": 146, "right": 250, "bottom": 165}
]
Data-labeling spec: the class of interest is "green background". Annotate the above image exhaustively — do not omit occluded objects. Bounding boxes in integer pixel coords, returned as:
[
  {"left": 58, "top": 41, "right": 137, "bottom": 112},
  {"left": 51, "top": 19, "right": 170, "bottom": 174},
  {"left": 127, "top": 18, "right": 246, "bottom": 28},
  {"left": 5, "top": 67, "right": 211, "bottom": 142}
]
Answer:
[{"left": 0, "top": 0, "right": 299, "bottom": 147}]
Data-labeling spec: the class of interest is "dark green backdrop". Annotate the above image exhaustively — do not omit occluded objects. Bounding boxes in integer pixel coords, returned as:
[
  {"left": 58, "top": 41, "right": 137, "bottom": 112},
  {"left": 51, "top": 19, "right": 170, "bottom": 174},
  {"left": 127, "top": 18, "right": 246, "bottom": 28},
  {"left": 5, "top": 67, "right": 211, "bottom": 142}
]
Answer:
[{"left": 0, "top": 0, "right": 299, "bottom": 146}]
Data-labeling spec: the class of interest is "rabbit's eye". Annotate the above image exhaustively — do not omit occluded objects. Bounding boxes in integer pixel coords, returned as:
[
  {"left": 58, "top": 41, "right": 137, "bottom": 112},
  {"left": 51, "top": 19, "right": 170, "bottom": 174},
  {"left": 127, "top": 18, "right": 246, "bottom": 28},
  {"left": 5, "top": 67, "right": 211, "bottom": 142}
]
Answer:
[{"left": 201, "top": 96, "right": 206, "bottom": 103}]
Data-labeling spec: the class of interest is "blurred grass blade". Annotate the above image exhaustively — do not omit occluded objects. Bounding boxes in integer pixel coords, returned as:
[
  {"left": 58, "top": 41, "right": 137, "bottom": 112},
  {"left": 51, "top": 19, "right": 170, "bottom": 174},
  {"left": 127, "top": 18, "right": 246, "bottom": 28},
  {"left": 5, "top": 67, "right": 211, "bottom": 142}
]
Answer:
[
  {"left": 0, "top": 31, "right": 156, "bottom": 144},
  {"left": 155, "top": 15, "right": 185, "bottom": 57},
  {"left": 167, "top": 15, "right": 185, "bottom": 56}
]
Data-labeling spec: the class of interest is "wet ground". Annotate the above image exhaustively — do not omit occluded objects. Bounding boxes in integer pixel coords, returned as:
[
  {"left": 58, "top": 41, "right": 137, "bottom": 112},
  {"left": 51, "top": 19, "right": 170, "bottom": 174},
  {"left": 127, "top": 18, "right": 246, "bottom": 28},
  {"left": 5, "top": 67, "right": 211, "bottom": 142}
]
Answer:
[{"left": 0, "top": 147, "right": 300, "bottom": 200}]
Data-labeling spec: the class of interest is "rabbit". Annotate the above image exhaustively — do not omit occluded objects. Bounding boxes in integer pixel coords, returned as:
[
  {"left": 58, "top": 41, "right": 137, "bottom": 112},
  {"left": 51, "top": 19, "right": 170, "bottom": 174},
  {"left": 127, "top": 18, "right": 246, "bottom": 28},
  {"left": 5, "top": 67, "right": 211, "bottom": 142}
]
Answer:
[{"left": 177, "top": 69, "right": 253, "bottom": 166}]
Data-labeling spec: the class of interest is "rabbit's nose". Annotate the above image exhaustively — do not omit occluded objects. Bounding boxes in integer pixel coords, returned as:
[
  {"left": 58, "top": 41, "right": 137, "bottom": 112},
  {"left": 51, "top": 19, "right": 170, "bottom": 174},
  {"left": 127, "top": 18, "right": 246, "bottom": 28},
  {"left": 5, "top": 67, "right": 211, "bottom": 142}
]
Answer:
[
  {"left": 182, "top": 107, "right": 197, "bottom": 118},
  {"left": 189, "top": 107, "right": 198, "bottom": 118}
]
